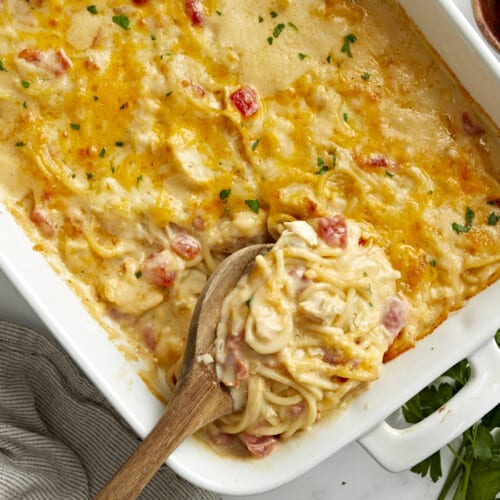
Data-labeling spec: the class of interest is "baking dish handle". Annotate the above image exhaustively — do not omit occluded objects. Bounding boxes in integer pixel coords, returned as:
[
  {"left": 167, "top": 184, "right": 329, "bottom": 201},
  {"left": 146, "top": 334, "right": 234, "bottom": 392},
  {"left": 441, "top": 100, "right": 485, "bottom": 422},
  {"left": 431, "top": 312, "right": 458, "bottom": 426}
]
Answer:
[{"left": 358, "top": 337, "right": 500, "bottom": 472}]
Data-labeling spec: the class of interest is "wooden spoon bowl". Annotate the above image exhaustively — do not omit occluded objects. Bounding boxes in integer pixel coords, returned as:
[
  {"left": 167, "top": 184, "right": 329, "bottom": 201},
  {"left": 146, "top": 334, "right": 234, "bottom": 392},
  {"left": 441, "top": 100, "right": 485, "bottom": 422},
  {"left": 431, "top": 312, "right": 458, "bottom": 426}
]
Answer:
[
  {"left": 472, "top": 0, "right": 500, "bottom": 51},
  {"left": 96, "top": 243, "right": 272, "bottom": 500}
]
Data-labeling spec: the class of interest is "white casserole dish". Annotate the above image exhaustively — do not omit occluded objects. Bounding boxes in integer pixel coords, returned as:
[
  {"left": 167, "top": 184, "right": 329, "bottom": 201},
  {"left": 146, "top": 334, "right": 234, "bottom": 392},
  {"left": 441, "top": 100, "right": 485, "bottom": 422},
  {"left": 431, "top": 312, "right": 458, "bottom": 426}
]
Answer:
[{"left": 0, "top": 0, "right": 499, "bottom": 495}]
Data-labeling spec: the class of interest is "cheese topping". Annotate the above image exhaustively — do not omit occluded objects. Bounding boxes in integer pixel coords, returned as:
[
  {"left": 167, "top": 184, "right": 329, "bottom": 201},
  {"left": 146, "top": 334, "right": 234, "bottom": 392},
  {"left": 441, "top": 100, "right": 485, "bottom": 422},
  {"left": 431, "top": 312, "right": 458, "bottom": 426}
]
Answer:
[{"left": 0, "top": 0, "right": 498, "bottom": 455}]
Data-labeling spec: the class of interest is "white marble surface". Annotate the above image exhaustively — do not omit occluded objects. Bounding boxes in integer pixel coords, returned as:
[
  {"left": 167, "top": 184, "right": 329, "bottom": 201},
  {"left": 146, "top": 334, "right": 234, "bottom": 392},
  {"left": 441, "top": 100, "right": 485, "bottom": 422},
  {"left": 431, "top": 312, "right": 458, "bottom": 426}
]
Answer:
[{"left": 0, "top": 2, "right": 497, "bottom": 499}]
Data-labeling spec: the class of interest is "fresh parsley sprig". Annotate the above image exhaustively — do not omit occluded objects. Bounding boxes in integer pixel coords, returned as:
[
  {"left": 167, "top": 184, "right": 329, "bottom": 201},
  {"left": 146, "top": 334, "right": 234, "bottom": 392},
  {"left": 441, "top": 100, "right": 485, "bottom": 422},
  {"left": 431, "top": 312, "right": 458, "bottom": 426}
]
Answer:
[{"left": 403, "top": 330, "right": 500, "bottom": 499}]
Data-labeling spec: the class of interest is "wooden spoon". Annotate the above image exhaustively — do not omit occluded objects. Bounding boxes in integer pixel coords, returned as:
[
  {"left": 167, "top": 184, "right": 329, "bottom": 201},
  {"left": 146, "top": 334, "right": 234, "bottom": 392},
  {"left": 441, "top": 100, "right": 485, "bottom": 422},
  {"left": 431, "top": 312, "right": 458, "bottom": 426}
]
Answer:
[
  {"left": 472, "top": 0, "right": 500, "bottom": 51},
  {"left": 95, "top": 243, "right": 273, "bottom": 500}
]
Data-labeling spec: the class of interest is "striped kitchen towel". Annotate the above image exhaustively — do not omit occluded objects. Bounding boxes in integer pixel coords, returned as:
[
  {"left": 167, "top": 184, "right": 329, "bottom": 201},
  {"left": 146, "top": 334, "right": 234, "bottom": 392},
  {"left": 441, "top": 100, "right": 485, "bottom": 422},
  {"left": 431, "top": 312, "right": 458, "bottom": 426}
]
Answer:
[{"left": 0, "top": 321, "right": 219, "bottom": 500}]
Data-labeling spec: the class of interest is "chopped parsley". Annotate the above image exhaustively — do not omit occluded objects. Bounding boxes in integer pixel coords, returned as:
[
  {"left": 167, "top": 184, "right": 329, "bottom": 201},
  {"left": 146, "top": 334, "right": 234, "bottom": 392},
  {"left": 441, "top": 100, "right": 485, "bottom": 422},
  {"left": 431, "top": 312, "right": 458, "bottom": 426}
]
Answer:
[
  {"left": 21, "top": 80, "right": 30, "bottom": 88},
  {"left": 332, "top": 148, "right": 337, "bottom": 168},
  {"left": 112, "top": 14, "right": 130, "bottom": 30},
  {"left": 245, "top": 199, "right": 260, "bottom": 214},
  {"left": 258, "top": 15, "right": 264, "bottom": 23},
  {"left": 298, "top": 52, "right": 307, "bottom": 60},
  {"left": 99, "top": 147, "right": 106, "bottom": 158},
  {"left": 15, "top": 141, "right": 26, "bottom": 147},
  {"left": 86, "top": 172, "right": 94, "bottom": 180},
  {"left": 87, "top": 5, "right": 98, "bottom": 14},
  {"left": 429, "top": 258, "right": 437, "bottom": 267},
  {"left": 270, "top": 10, "right": 278, "bottom": 18},
  {"left": 245, "top": 297, "right": 253, "bottom": 307},
  {"left": 93, "top": 95, "right": 99, "bottom": 101},
  {"left": 151, "top": 34, "right": 156, "bottom": 41},
  {"left": 250, "top": 139, "right": 260, "bottom": 151},
  {"left": 219, "top": 189, "right": 231, "bottom": 203},
  {"left": 341, "top": 33, "right": 357, "bottom": 58},
  {"left": 136, "top": 175, "right": 143, "bottom": 186},
  {"left": 70, "top": 123, "right": 80, "bottom": 131},
  {"left": 342, "top": 112, "right": 349, "bottom": 122},
  {"left": 119, "top": 102, "right": 128, "bottom": 110},
  {"left": 326, "top": 54, "right": 332, "bottom": 64},
  {"left": 317, "top": 157, "right": 325, "bottom": 167},
  {"left": 23, "top": 101, "right": 27, "bottom": 109},
  {"left": 135, "top": 271, "right": 142, "bottom": 279},
  {"left": 0, "top": 60, "right": 6, "bottom": 72},
  {"left": 267, "top": 37, "right": 273, "bottom": 45},
  {"left": 215, "top": 10, "right": 222, "bottom": 16},
  {"left": 451, "top": 206, "right": 475, "bottom": 234},
  {"left": 385, "top": 171, "right": 394, "bottom": 177},
  {"left": 273, "top": 23, "right": 286, "bottom": 38},
  {"left": 165, "top": 91, "right": 173, "bottom": 97},
  {"left": 361, "top": 72, "right": 371, "bottom": 81},
  {"left": 115, "top": 141, "right": 124, "bottom": 147},
  {"left": 487, "top": 212, "right": 499, "bottom": 226},
  {"left": 288, "top": 21, "right": 298, "bottom": 31}
]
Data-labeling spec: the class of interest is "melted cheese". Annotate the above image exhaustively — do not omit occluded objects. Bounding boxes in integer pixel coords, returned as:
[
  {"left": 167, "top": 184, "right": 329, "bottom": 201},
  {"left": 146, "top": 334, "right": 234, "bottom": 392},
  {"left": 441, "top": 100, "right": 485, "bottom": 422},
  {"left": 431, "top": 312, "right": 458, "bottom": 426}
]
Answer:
[{"left": 0, "top": 0, "right": 498, "bottom": 450}]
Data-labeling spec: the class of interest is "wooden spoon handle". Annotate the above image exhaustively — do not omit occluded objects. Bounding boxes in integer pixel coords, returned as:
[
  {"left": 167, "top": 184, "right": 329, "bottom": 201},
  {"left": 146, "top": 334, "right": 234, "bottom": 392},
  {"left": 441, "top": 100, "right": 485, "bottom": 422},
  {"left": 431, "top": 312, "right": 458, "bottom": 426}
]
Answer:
[{"left": 95, "top": 372, "right": 231, "bottom": 500}]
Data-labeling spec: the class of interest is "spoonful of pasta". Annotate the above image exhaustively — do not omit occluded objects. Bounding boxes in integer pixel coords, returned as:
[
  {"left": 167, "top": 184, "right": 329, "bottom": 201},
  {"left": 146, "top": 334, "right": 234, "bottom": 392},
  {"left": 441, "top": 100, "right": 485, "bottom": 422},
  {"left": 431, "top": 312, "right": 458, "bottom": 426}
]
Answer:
[
  {"left": 97, "top": 216, "right": 408, "bottom": 499},
  {"left": 95, "top": 242, "right": 273, "bottom": 500}
]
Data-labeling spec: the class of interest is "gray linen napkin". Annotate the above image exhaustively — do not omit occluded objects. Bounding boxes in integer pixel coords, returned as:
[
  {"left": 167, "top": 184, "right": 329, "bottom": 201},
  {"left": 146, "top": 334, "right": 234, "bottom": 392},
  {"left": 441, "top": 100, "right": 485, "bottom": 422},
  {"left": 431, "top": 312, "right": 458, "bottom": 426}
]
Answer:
[{"left": 0, "top": 320, "right": 219, "bottom": 500}]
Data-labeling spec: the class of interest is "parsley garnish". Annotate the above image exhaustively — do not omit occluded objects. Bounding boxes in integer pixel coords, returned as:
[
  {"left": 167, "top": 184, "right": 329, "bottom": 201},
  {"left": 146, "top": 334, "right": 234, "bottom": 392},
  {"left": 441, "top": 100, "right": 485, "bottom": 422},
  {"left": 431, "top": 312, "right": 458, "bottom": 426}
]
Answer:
[
  {"left": 135, "top": 271, "right": 142, "bottom": 279},
  {"left": 151, "top": 34, "right": 156, "bottom": 41},
  {"left": 386, "top": 171, "right": 394, "bottom": 177},
  {"left": 115, "top": 141, "right": 124, "bottom": 147},
  {"left": 403, "top": 333, "right": 500, "bottom": 500},
  {"left": 429, "top": 258, "right": 437, "bottom": 267},
  {"left": 86, "top": 172, "right": 94, "bottom": 180},
  {"left": 288, "top": 21, "right": 298, "bottom": 31},
  {"left": 273, "top": 23, "right": 286, "bottom": 38},
  {"left": 487, "top": 212, "right": 499, "bottom": 226},
  {"left": 245, "top": 199, "right": 260, "bottom": 214},
  {"left": 342, "top": 112, "right": 349, "bottom": 122},
  {"left": 165, "top": 91, "right": 173, "bottom": 97},
  {"left": 341, "top": 33, "right": 357, "bottom": 58},
  {"left": 0, "top": 60, "right": 6, "bottom": 72},
  {"left": 99, "top": 147, "right": 106, "bottom": 158},
  {"left": 70, "top": 123, "right": 80, "bottom": 131},
  {"left": 317, "top": 157, "right": 325, "bottom": 167},
  {"left": 452, "top": 206, "right": 475, "bottom": 234},
  {"left": 21, "top": 80, "right": 30, "bottom": 88},
  {"left": 93, "top": 95, "right": 99, "bottom": 101},
  {"left": 258, "top": 15, "right": 264, "bottom": 23},
  {"left": 270, "top": 11, "right": 278, "bottom": 18},
  {"left": 87, "top": 5, "right": 98, "bottom": 14},
  {"left": 15, "top": 141, "right": 26, "bottom": 147},
  {"left": 298, "top": 52, "right": 307, "bottom": 60},
  {"left": 316, "top": 165, "right": 329, "bottom": 176},
  {"left": 245, "top": 297, "right": 253, "bottom": 307},
  {"left": 361, "top": 72, "right": 371, "bottom": 81},
  {"left": 250, "top": 139, "right": 260, "bottom": 151},
  {"left": 326, "top": 54, "right": 332, "bottom": 64},
  {"left": 215, "top": 10, "right": 222, "bottom": 16},
  {"left": 136, "top": 175, "right": 143, "bottom": 186},
  {"left": 112, "top": 14, "right": 130, "bottom": 30},
  {"left": 267, "top": 37, "right": 273, "bottom": 45},
  {"left": 23, "top": 101, "right": 27, "bottom": 109},
  {"left": 332, "top": 148, "right": 337, "bottom": 168},
  {"left": 219, "top": 189, "right": 231, "bottom": 203}
]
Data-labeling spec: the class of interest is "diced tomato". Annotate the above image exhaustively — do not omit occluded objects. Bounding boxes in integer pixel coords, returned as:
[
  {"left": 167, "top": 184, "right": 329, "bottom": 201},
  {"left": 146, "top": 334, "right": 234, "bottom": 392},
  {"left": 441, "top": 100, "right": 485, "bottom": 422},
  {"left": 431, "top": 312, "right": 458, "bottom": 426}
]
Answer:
[
  {"left": 29, "top": 209, "right": 55, "bottom": 238},
  {"left": 317, "top": 215, "right": 348, "bottom": 249},
  {"left": 462, "top": 112, "right": 485, "bottom": 136},
  {"left": 18, "top": 48, "right": 42, "bottom": 63},
  {"left": 185, "top": 0, "right": 203, "bottom": 26},
  {"left": 230, "top": 87, "right": 259, "bottom": 118},
  {"left": 142, "top": 253, "right": 176, "bottom": 288},
  {"left": 239, "top": 433, "right": 278, "bottom": 458},
  {"left": 382, "top": 296, "right": 408, "bottom": 340},
  {"left": 171, "top": 234, "right": 200, "bottom": 260}
]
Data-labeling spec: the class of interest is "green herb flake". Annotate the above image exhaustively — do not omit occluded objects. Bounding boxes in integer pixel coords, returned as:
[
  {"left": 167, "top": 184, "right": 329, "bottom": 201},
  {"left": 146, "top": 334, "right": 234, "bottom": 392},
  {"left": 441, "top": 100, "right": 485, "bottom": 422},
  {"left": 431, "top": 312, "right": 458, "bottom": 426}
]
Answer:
[
  {"left": 0, "top": 60, "right": 6, "bottom": 72},
  {"left": 136, "top": 175, "right": 143, "bottom": 186},
  {"left": 317, "top": 157, "right": 325, "bottom": 167},
  {"left": 267, "top": 36, "right": 273, "bottom": 45},
  {"left": 87, "top": 5, "right": 98, "bottom": 14},
  {"left": 93, "top": 95, "right": 99, "bottom": 101},
  {"left": 22, "top": 101, "right": 27, "bottom": 108},
  {"left": 429, "top": 258, "right": 437, "bottom": 267},
  {"left": 15, "top": 141, "right": 26, "bottom": 147},
  {"left": 110, "top": 163, "right": 116, "bottom": 174},
  {"left": 288, "top": 21, "right": 298, "bottom": 31},
  {"left": 315, "top": 165, "right": 329, "bottom": 176},
  {"left": 385, "top": 171, "right": 394, "bottom": 177},
  {"left": 298, "top": 52, "right": 307, "bottom": 60},
  {"left": 86, "top": 172, "right": 94, "bottom": 180},
  {"left": 99, "top": 147, "right": 106, "bottom": 158},
  {"left": 219, "top": 189, "right": 231, "bottom": 203},
  {"left": 165, "top": 91, "right": 173, "bottom": 97},
  {"left": 151, "top": 34, "right": 156, "bottom": 41},
  {"left": 250, "top": 139, "right": 260, "bottom": 151},
  {"left": 70, "top": 123, "right": 80, "bottom": 131},
  {"left": 326, "top": 54, "right": 332, "bottom": 64},
  {"left": 465, "top": 206, "right": 475, "bottom": 226},
  {"left": 361, "top": 72, "right": 371, "bottom": 81},
  {"left": 135, "top": 270, "right": 142, "bottom": 279},
  {"left": 452, "top": 222, "right": 470, "bottom": 234},
  {"left": 21, "top": 80, "right": 30, "bottom": 89},
  {"left": 332, "top": 148, "right": 337, "bottom": 168},
  {"left": 342, "top": 112, "right": 348, "bottom": 122},
  {"left": 215, "top": 9, "right": 222, "bottom": 16},
  {"left": 341, "top": 33, "right": 357, "bottom": 58},
  {"left": 119, "top": 102, "right": 128, "bottom": 110},
  {"left": 270, "top": 10, "right": 278, "bottom": 18},
  {"left": 273, "top": 23, "right": 285, "bottom": 38},
  {"left": 112, "top": 14, "right": 130, "bottom": 30},
  {"left": 245, "top": 297, "right": 253, "bottom": 307},
  {"left": 487, "top": 212, "right": 499, "bottom": 226},
  {"left": 258, "top": 15, "right": 264, "bottom": 23},
  {"left": 245, "top": 199, "right": 260, "bottom": 214},
  {"left": 115, "top": 141, "right": 124, "bottom": 147}
]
